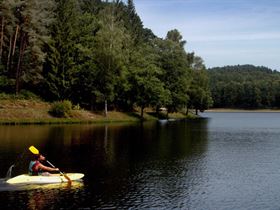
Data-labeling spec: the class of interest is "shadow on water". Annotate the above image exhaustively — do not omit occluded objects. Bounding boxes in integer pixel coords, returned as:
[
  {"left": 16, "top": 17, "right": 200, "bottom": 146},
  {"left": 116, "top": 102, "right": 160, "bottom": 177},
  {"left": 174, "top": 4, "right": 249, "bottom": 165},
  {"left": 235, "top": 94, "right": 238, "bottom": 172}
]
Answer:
[
  {"left": 59, "top": 119, "right": 210, "bottom": 209},
  {"left": 0, "top": 119, "right": 209, "bottom": 209}
]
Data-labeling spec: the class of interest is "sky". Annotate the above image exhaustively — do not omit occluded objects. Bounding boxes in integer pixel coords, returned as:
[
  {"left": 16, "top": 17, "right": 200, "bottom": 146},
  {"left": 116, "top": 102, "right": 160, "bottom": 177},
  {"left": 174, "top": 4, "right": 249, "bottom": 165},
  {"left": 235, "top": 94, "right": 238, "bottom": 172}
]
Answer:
[{"left": 134, "top": 0, "right": 280, "bottom": 70}]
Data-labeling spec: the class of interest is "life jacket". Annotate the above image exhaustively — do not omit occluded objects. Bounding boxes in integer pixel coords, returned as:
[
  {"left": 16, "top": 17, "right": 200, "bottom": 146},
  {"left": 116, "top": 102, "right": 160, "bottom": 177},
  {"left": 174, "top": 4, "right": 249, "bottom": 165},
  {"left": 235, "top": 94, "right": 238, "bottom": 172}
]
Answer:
[{"left": 28, "top": 160, "right": 41, "bottom": 175}]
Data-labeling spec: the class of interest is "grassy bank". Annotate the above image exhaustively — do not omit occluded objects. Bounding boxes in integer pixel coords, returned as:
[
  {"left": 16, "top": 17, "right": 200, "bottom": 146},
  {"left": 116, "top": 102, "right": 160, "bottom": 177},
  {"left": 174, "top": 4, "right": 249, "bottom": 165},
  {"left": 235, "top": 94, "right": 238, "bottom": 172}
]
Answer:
[{"left": 0, "top": 99, "right": 197, "bottom": 125}]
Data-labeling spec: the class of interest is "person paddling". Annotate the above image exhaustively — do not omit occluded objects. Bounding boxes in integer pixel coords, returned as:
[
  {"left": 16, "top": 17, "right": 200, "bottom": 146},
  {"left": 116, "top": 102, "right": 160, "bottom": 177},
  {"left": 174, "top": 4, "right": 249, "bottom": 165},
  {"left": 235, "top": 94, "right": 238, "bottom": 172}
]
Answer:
[{"left": 29, "top": 154, "right": 59, "bottom": 176}]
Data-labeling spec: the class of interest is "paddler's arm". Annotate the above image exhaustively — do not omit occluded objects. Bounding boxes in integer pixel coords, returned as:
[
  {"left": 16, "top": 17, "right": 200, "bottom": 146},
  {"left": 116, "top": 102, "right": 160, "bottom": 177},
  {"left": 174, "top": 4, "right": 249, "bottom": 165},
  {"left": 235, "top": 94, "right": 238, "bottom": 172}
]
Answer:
[{"left": 37, "top": 163, "right": 59, "bottom": 172}]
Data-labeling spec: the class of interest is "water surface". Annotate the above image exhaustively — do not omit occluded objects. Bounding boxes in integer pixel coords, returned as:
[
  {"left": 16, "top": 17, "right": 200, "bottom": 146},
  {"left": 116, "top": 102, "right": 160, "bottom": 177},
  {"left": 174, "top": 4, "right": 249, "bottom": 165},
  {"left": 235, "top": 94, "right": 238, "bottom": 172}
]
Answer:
[{"left": 0, "top": 113, "right": 280, "bottom": 209}]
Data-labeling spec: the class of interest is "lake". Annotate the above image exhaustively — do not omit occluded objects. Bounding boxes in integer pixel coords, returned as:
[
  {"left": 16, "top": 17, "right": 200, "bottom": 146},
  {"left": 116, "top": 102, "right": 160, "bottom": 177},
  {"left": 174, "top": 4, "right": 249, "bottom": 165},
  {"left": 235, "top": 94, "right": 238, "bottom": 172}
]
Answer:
[{"left": 1, "top": 112, "right": 280, "bottom": 209}]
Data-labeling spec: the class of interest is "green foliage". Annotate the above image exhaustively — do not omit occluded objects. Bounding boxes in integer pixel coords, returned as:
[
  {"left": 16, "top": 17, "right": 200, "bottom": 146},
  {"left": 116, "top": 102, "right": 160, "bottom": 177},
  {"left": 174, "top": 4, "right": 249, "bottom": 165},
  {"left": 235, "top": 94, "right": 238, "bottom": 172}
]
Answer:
[
  {"left": 17, "top": 90, "right": 41, "bottom": 100},
  {"left": 43, "top": 0, "right": 79, "bottom": 100},
  {"left": 69, "top": 10, "right": 98, "bottom": 107},
  {"left": 155, "top": 33, "right": 191, "bottom": 112},
  {"left": 72, "top": 103, "right": 81, "bottom": 111},
  {"left": 188, "top": 56, "right": 213, "bottom": 113},
  {"left": 0, "top": 90, "right": 40, "bottom": 100},
  {"left": 49, "top": 100, "right": 72, "bottom": 118},
  {"left": 0, "top": 0, "right": 55, "bottom": 94},
  {"left": 0, "top": 92, "right": 12, "bottom": 100},
  {"left": 126, "top": 44, "right": 170, "bottom": 117},
  {"left": 125, "top": 0, "right": 144, "bottom": 44},
  {"left": 0, "top": 76, "right": 14, "bottom": 92},
  {"left": 0, "top": 0, "right": 213, "bottom": 115},
  {"left": 166, "top": 29, "right": 186, "bottom": 47},
  {"left": 208, "top": 65, "right": 280, "bottom": 108},
  {"left": 78, "top": 0, "right": 102, "bottom": 14},
  {"left": 92, "top": 2, "right": 130, "bottom": 114}
]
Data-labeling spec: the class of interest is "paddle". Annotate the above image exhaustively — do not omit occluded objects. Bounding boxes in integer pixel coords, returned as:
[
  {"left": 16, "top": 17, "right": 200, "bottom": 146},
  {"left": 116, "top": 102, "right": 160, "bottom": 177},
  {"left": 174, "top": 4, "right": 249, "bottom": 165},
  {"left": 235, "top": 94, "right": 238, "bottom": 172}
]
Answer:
[{"left": 28, "top": 146, "right": 72, "bottom": 184}]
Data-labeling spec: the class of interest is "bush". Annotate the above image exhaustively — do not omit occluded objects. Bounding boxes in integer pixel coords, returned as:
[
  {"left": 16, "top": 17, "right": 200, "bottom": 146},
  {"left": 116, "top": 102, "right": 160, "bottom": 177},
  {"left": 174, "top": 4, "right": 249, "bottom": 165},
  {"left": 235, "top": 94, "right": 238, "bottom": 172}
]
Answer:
[
  {"left": 49, "top": 100, "right": 72, "bottom": 118},
  {"left": 18, "top": 90, "right": 40, "bottom": 100},
  {"left": 0, "top": 90, "right": 40, "bottom": 100},
  {"left": 0, "top": 76, "right": 15, "bottom": 93},
  {"left": 73, "top": 103, "right": 81, "bottom": 110},
  {"left": 0, "top": 92, "right": 10, "bottom": 100}
]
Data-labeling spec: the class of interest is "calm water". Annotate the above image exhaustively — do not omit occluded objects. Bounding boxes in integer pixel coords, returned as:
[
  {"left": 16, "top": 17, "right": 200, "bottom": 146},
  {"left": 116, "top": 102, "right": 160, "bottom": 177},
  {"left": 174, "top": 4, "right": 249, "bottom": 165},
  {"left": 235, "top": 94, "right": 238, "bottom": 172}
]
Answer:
[{"left": 1, "top": 113, "right": 280, "bottom": 209}]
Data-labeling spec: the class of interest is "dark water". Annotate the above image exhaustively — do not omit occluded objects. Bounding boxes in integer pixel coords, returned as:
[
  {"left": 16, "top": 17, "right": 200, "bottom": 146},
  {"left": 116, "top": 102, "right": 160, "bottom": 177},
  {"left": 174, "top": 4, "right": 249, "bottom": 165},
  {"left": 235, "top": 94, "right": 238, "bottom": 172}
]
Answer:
[{"left": 0, "top": 113, "right": 280, "bottom": 209}]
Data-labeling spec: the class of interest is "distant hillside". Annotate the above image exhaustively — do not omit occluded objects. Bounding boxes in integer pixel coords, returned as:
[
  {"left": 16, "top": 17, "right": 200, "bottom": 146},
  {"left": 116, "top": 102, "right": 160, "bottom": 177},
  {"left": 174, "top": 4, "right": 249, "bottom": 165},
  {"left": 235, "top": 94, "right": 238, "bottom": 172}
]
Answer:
[{"left": 208, "top": 65, "right": 280, "bottom": 108}]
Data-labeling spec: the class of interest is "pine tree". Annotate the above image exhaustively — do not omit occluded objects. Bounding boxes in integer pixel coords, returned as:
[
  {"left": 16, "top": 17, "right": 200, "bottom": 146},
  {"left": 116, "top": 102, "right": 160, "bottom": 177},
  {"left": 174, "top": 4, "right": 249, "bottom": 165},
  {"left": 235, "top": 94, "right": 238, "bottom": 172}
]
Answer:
[
  {"left": 0, "top": 0, "right": 55, "bottom": 94},
  {"left": 0, "top": 0, "right": 17, "bottom": 91},
  {"left": 71, "top": 11, "right": 98, "bottom": 108},
  {"left": 78, "top": 0, "right": 102, "bottom": 15},
  {"left": 44, "top": 0, "right": 78, "bottom": 100},
  {"left": 126, "top": 0, "right": 143, "bottom": 43}
]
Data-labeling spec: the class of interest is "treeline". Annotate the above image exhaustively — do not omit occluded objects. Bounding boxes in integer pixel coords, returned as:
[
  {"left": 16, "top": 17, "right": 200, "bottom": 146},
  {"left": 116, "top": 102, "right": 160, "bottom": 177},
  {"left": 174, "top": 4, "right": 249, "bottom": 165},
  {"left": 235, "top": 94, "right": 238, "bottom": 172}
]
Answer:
[
  {"left": 208, "top": 65, "right": 280, "bottom": 109},
  {"left": 0, "top": 0, "right": 212, "bottom": 117}
]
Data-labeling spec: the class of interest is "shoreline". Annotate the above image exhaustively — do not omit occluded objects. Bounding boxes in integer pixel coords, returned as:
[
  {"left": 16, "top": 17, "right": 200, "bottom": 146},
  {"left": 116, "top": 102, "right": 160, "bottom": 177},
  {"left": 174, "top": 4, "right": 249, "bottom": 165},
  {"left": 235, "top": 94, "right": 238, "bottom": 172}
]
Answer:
[
  {"left": 0, "top": 112, "right": 197, "bottom": 125},
  {"left": 0, "top": 99, "right": 197, "bottom": 125}
]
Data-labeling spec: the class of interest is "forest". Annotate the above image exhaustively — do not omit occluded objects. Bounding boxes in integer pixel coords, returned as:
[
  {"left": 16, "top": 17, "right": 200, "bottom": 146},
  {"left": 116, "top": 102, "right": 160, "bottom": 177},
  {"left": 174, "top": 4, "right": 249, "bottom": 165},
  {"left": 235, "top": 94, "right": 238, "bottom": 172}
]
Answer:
[
  {"left": 208, "top": 65, "right": 280, "bottom": 109},
  {"left": 0, "top": 0, "right": 212, "bottom": 117}
]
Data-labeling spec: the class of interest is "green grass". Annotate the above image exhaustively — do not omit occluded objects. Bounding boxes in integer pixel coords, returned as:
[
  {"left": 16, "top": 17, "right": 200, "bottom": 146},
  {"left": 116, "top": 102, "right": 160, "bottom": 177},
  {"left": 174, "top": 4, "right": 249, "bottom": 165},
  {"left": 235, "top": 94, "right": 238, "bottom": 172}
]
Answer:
[{"left": 0, "top": 99, "right": 199, "bottom": 125}]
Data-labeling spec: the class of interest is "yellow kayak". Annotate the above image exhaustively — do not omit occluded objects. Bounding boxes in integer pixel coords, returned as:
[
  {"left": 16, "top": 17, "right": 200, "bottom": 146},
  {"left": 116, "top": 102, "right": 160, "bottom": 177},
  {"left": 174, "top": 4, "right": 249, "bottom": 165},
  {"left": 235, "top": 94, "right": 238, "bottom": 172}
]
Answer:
[{"left": 6, "top": 173, "right": 84, "bottom": 184}]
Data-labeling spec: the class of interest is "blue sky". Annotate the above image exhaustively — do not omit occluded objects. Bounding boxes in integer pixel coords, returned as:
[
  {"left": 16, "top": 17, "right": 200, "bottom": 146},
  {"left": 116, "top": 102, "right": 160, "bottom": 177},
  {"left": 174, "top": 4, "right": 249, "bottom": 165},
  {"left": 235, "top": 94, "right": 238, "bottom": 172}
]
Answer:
[{"left": 134, "top": 0, "right": 280, "bottom": 70}]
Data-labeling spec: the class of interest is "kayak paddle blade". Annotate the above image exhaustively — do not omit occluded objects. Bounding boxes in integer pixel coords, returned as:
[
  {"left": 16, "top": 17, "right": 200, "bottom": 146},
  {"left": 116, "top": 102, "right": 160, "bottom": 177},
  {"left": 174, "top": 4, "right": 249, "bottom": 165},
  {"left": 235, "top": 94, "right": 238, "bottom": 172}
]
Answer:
[{"left": 29, "top": 146, "right": 39, "bottom": 155}]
